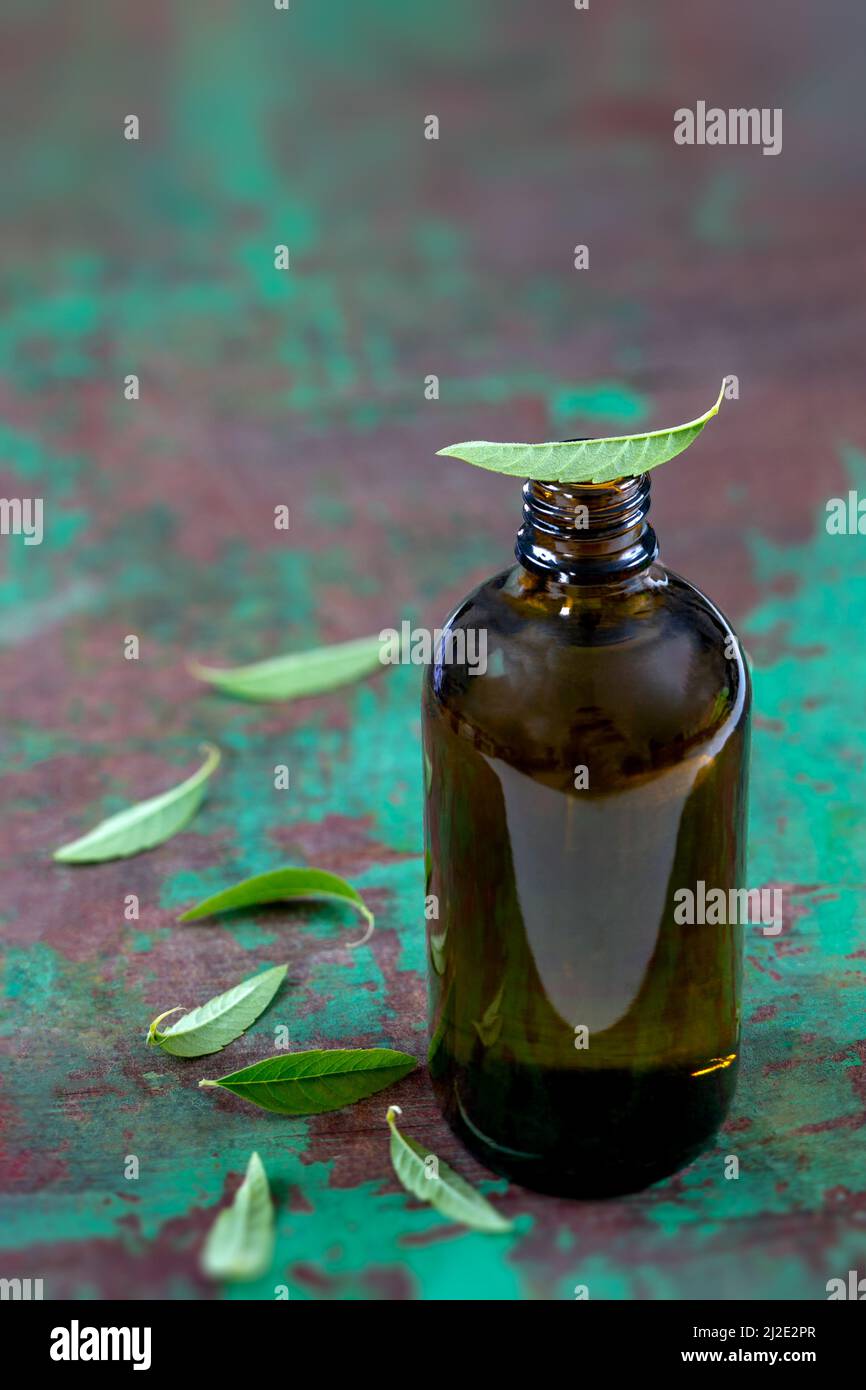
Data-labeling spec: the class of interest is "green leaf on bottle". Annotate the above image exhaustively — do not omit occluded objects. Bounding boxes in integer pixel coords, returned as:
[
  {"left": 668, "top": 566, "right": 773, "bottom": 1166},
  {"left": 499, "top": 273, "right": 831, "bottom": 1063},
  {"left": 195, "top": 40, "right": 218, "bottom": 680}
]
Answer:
[
  {"left": 386, "top": 1106, "right": 512, "bottom": 1233},
  {"left": 199, "top": 1047, "right": 417, "bottom": 1115},
  {"left": 201, "top": 1151, "right": 275, "bottom": 1283},
  {"left": 436, "top": 380, "right": 726, "bottom": 484},
  {"left": 190, "top": 633, "right": 386, "bottom": 703},
  {"left": 53, "top": 743, "right": 221, "bottom": 864},
  {"left": 178, "top": 866, "right": 374, "bottom": 947},
  {"left": 146, "top": 963, "right": 287, "bottom": 1058}
]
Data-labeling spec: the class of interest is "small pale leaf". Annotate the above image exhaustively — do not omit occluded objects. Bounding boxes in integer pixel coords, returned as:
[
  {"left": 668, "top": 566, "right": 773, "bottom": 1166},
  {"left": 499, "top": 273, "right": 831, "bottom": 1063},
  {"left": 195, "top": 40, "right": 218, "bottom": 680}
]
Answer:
[
  {"left": 190, "top": 633, "right": 387, "bottom": 703},
  {"left": 201, "top": 1151, "right": 274, "bottom": 1283},
  {"left": 386, "top": 1106, "right": 512, "bottom": 1233},
  {"left": 53, "top": 744, "right": 221, "bottom": 864},
  {"left": 148, "top": 964, "right": 288, "bottom": 1058}
]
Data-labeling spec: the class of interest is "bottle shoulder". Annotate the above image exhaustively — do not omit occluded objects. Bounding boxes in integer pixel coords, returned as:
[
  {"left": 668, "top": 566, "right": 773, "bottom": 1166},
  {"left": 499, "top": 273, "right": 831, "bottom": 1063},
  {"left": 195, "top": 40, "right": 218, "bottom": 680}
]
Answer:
[{"left": 423, "top": 561, "right": 751, "bottom": 784}]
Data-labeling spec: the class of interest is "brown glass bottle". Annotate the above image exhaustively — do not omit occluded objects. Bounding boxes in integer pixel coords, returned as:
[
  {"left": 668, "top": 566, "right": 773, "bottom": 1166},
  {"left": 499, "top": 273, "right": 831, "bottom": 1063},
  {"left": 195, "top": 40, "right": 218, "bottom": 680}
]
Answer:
[{"left": 422, "top": 473, "right": 750, "bottom": 1197}]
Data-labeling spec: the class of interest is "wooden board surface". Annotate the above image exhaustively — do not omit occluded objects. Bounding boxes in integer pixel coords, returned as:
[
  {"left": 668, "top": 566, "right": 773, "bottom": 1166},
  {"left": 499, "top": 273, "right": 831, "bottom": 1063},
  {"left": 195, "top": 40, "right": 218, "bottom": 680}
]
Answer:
[{"left": 1, "top": 0, "right": 864, "bottom": 1300}]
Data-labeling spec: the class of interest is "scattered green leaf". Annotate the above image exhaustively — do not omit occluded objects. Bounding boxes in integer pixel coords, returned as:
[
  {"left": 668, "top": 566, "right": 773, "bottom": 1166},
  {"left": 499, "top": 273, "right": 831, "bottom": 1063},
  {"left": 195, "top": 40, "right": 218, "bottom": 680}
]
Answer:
[
  {"left": 146, "top": 964, "right": 288, "bottom": 1058},
  {"left": 190, "top": 633, "right": 386, "bottom": 703},
  {"left": 201, "top": 1151, "right": 275, "bottom": 1283},
  {"left": 179, "top": 866, "right": 374, "bottom": 947},
  {"left": 386, "top": 1106, "right": 512, "bottom": 1233},
  {"left": 200, "top": 1047, "right": 417, "bottom": 1115},
  {"left": 53, "top": 743, "right": 221, "bottom": 864},
  {"left": 436, "top": 379, "right": 726, "bottom": 484}
]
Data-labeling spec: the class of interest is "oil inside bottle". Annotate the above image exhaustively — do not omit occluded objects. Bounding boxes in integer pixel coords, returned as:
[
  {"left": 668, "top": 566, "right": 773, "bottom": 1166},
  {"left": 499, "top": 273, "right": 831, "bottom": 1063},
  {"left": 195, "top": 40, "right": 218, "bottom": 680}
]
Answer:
[{"left": 423, "top": 475, "right": 750, "bottom": 1196}]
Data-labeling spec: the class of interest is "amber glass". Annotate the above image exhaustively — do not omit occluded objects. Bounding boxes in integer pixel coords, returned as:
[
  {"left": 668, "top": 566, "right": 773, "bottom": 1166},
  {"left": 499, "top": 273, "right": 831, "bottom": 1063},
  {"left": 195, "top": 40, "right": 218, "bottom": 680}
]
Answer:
[{"left": 422, "top": 475, "right": 750, "bottom": 1197}]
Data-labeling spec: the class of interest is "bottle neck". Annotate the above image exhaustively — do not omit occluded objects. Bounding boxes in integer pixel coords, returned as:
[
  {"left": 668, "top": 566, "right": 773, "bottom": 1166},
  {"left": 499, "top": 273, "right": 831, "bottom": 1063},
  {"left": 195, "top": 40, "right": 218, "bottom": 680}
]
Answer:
[{"left": 515, "top": 474, "right": 658, "bottom": 585}]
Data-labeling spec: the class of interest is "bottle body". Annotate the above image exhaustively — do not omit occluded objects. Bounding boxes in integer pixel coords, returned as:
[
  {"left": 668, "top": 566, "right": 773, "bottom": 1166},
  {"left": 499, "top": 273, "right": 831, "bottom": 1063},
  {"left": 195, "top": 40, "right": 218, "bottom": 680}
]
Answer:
[{"left": 423, "top": 478, "right": 750, "bottom": 1197}]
